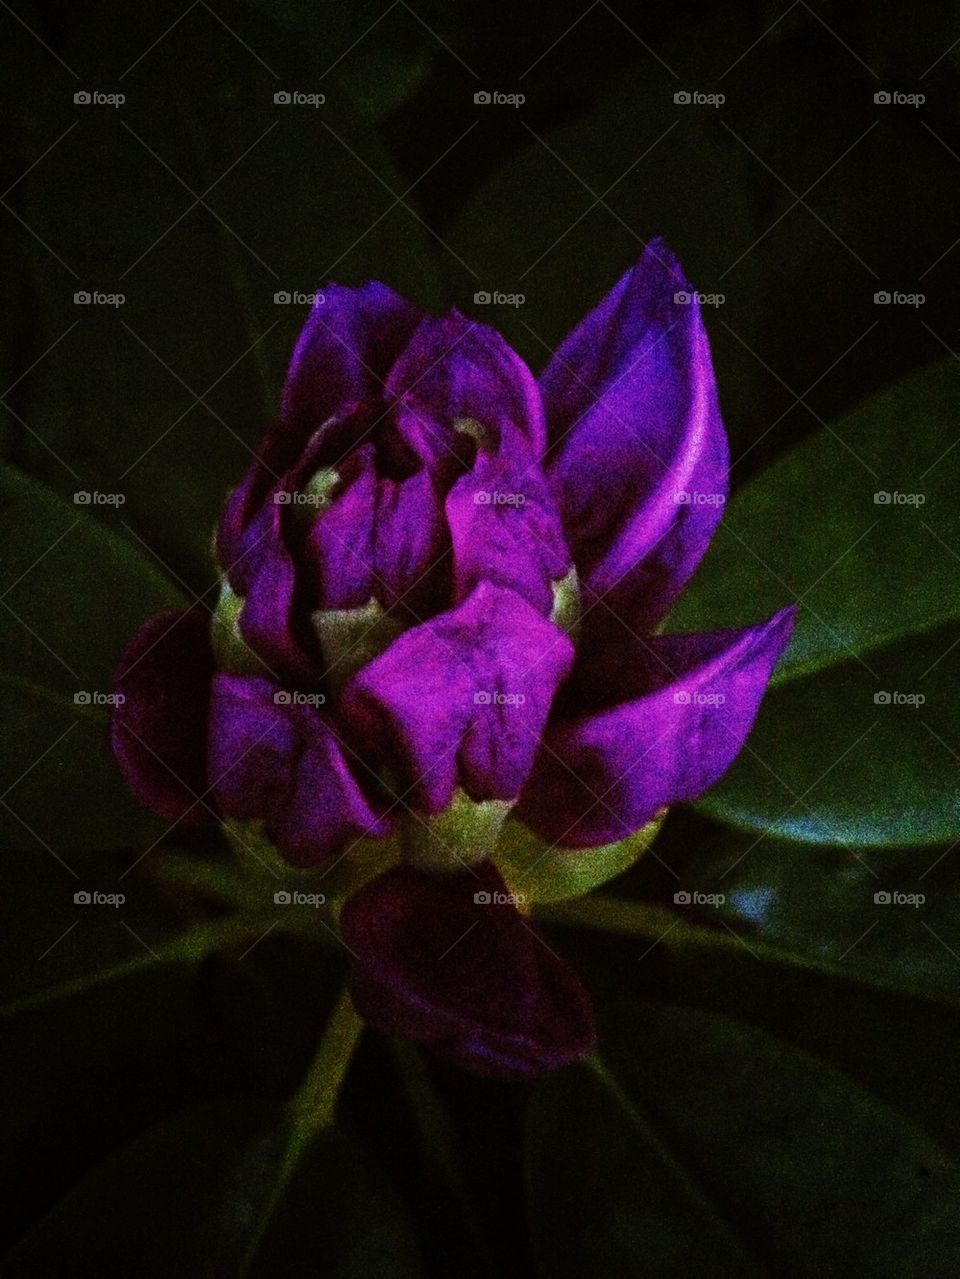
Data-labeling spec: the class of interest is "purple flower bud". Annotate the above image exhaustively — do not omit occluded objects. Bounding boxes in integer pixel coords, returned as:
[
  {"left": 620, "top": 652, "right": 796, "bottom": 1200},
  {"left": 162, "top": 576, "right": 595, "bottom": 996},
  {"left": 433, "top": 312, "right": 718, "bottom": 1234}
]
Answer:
[{"left": 111, "top": 242, "right": 794, "bottom": 1077}]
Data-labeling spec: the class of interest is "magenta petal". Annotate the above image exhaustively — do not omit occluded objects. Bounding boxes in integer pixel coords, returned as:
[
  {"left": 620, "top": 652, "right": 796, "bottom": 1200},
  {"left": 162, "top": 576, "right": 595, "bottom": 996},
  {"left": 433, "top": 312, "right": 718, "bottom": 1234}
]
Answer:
[
  {"left": 543, "top": 240, "right": 728, "bottom": 628},
  {"left": 342, "top": 583, "right": 575, "bottom": 812},
  {"left": 340, "top": 862, "right": 596, "bottom": 1079},
  {"left": 306, "top": 444, "right": 448, "bottom": 614},
  {"left": 445, "top": 453, "right": 570, "bottom": 616},
  {"left": 386, "top": 312, "right": 547, "bottom": 462},
  {"left": 517, "top": 608, "right": 796, "bottom": 847},
  {"left": 280, "top": 282, "right": 421, "bottom": 441},
  {"left": 209, "top": 674, "right": 390, "bottom": 867},
  {"left": 110, "top": 609, "right": 215, "bottom": 826},
  {"left": 236, "top": 518, "right": 314, "bottom": 685}
]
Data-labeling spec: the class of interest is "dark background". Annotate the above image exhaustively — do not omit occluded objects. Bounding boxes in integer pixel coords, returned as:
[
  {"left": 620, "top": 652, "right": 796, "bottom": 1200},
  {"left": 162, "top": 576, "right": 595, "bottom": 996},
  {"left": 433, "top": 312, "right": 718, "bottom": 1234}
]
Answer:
[{"left": 2, "top": 1, "right": 960, "bottom": 1274}]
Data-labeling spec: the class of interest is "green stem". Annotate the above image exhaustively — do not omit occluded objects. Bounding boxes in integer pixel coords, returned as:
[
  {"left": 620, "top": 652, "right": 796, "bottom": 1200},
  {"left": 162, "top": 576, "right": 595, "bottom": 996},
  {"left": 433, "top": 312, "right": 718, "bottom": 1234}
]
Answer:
[
  {"left": 237, "top": 984, "right": 365, "bottom": 1275},
  {"left": 289, "top": 983, "right": 364, "bottom": 1141}
]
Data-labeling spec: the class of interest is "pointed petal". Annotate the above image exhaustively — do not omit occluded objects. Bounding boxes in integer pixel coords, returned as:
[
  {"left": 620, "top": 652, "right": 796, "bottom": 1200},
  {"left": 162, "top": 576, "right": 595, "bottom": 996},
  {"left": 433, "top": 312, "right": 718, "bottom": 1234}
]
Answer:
[
  {"left": 517, "top": 608, "right": 796, "bottom": 847},
  {"left": 543, "top": 240, "right": 728, "bottom": 627},
  {"left": 386, "top": 312, "right": 547, "bottom": 462},
  {"left": 281, "top": 282, "right": 421, "bottom": 441}
]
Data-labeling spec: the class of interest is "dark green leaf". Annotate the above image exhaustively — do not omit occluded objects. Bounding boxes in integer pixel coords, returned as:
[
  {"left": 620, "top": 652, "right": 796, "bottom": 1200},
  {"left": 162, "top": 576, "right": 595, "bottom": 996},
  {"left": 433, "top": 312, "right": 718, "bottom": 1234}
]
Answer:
[
  {"left": 0, "top": 462, "right": 182, "bottom": 852},
  {"left": 1, "top": 1101, "right": 422, "bottom": 1278},
  {"left": 671, "top": 358, "right": 960, "bottom": 681},
  {"left": 11, "top": 6, "right": 441, "bottom": 586},
  {"left": 528, "top": 1060, "right": 760, "bottom": 1276},
  {"left": 529, "top": 1002, "right": 960, "bottom": 1277},
  {"left": 696, "top": 622, "right": 960, "bottom": 845}
]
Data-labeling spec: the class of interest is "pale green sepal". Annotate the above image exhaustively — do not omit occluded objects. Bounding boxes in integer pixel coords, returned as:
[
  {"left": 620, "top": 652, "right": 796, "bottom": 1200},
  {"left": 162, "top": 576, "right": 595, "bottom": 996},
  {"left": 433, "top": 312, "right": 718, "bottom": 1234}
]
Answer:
[
  {"left": 312, "top": 597, "right": 405, "bottom": 689},
  {"left": 492, "top": 809, "right": 667, "bottom": 903},
  {"left": 400, "top": 790, "right": 513, "bottom": 873}
]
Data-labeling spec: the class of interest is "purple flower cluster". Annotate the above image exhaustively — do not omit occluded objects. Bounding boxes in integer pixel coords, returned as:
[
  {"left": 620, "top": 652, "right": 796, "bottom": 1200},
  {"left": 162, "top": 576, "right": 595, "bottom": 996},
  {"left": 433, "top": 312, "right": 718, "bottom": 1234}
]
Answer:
[{"left": 112, "top": 241, "right": 794, "bottom": 1079}]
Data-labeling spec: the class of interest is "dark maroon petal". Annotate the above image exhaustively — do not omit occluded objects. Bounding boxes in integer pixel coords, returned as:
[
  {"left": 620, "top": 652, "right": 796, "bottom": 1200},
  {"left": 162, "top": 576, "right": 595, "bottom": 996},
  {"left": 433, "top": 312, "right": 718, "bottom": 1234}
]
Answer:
[
  {"left": 341, "top": 583, "right": 575, "bottom": 812},
  {"left": 386, "top": 312, "right": 547, "bottom": 463},
  {"left": 341, "top": 862, "right": 596, "bottom": 1079},
  {"left": 517, "top": 608, "right": 796, "bottom": 847},
  {"left": 111, "top": 609, "right": 215, "bottom": 825},
  {"left": 209, "top": 674, "right": 390, "bottom": 867},
  {"left": 542, "top": 239, "right": 728, "bottom": 628},
  {"left": 445, "top": 452, "right": 570, "bottom": 616},
  {"left": 280, "top": 282, "right": 421, "bottom": 441}
]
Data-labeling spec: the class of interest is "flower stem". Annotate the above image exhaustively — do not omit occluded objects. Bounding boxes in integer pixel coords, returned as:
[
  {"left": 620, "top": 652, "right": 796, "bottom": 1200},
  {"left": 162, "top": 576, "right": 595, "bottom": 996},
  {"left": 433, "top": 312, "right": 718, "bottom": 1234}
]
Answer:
[{"left": 289, "top": 983, "right": 364, "bottom": 1142}]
